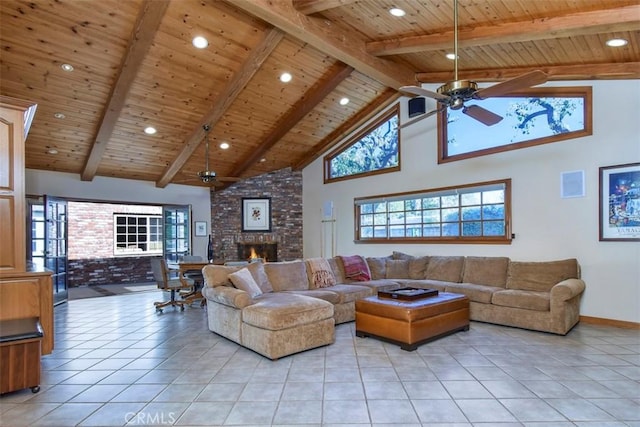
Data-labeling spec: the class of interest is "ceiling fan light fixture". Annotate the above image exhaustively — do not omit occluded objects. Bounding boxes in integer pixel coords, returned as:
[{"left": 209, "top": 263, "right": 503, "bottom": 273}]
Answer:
[
  {"left": 446, "top": 53, "right": 457, "bottom": 60},
  {"left": 198, "top": 170, "right": 216, "bottom": 182},
  {"left": 606, "top": 38, "right": 627, "bottom": 47}
]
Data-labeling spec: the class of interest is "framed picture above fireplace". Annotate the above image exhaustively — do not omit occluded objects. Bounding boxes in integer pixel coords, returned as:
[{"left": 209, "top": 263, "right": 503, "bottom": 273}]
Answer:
[{"left": 242, "top": 197, "right": 271, "bottom": 232}]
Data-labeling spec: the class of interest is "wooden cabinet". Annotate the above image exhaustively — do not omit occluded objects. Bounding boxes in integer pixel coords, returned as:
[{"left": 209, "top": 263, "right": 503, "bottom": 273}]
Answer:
[{"left": 0, "top": 96, "right": 53, "bottom": 354}]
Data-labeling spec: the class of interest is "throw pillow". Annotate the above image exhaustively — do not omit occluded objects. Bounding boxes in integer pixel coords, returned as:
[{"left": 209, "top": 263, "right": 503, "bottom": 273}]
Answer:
[
  {"left": 305, "top": 258, "right": 337, "bottom": 288},
  {"left": 340, "top": 255, "right": 371, "bottom": 281},
  {"left": 366, "top": 256, "right": 389, "bottom": 279},
  {"left": 228, "top": 268, "right": 263, "bottom": 298},
  {"left": 247, "top": 261, "right": 273, "bottom": 293}
]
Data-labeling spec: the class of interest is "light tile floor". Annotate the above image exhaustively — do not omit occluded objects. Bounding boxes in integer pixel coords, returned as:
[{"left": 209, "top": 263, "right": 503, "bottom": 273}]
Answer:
[{"left": 1, "top": 291, "right": 639, "bottom": 426}]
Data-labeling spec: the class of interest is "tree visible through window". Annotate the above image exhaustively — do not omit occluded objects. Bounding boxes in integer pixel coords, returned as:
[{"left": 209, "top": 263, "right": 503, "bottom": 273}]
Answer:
[
  {"left": 325, "top": 105, "right": 400, "bottom": 182},
  {"left": 355, "top": 179, "right": 511, "bottom": 243},
  {"left": 439, "top": 87, "right": 592, "bottom": 163}
]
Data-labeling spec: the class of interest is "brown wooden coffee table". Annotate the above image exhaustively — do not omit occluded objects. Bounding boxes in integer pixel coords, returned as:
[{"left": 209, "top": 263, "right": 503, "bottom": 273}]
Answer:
[{"left": 355, "top": 292, "right": 469, "bottom": 351}]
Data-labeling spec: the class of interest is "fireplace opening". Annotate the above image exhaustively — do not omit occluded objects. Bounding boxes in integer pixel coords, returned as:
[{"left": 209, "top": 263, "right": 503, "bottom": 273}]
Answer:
[{"left": 237, "top": 243, "right": 277, "bottom": 262}]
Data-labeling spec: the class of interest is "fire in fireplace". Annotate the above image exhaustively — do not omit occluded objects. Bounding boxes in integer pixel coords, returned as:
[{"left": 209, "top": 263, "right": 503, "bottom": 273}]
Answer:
[{"left": 237, "top": 243, "right": 277, "bottom": 262}]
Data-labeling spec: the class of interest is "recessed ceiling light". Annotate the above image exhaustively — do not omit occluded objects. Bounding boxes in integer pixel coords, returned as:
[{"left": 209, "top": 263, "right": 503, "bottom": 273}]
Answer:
[
  {"left": 279, "top": 72, "right": 292, "bottom": 83},
  {"left": 446, "top": 53, "right": 457, "bottom": 60},
  {"left": 47, "top": 148, "right": 58, "bottom": 155},
  {"left": 219, "top": 142, "right": 230, "bottom": 150},
  {"left": 192, "top": 36, "right": 208, "bottom": 49},
  {"left": 339, "top": 97, "right": 350, "bottom": 106},
  {"left": 389, "top": 8, "right": 406, "bottom": 17},
  {"left": 144, "top": 126, "right": 157, "bottom": 135},
  {"left": 53, "top": 112, "right": 66, "bottom": 119},
  {"left": 259, "top": 158, "right": 266, "bottom": 163},
  {"left": 60, "top": 63, "right": 74, "bottom": 72},
  {"left": 606, "top": 38, "right": 628, "bottom": 47}
]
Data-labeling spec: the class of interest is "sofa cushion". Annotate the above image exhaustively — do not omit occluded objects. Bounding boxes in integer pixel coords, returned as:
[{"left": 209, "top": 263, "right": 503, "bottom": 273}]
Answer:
[
  {"left": 408, "top": 256, "right": 430, "bottom": 279},
  {"left": 328, "top": 257, "right": 347, "bottom": 283},
  {"left": 202, "top": 265, "right": 243, "bottom": 288},
  {"left": 366, "top": 256, "right": 390, "bottom": 280},
  {"left": 445, "top": 283, "right": 502, "bottom": 304},
  {"left": 264, "top": 261, "right": 309, "bottom": 291},
  {"left": 352, "top": 279, "right": 402, "bottom": 292},
  {"left": 462, "top": 256, "right": 510, "bottom": 287},
  {"left": 425, "top": 256, "right": 464, "bottom": 283},
  {"left": 385, "top": 259, "right": 410, "bottom": 279},
  {"left": 340, "top": 255, "right": 371, "bottom": 281},
  {"left": 283, "top": 289, "right": 340, "bottom": 304},
  {"left": 305, "top": 258, "right": 337, "bottom": 288},
  {"left": 229, "top": 268, "right": 263, "bottom": 298},
  {"left": 247, "top": 261, "right": 273, "bottom": 293},
  {"left": 506, "top": 258, "right": 579, "bottom": 292},
  {"left": 203, "top": 286, "right": 252, "bottom": 309},
  {"left": 242, "top": 293, "right": 334, "bottom": 330},
  {"left": 325, "top": 284, "right": 373, "bottom": 303},
  {"left": 492, "top": 289, "right": 550, "bottom": 312},
  {"left": 392, "top": 251, "right": 413, "bottom": 260}
]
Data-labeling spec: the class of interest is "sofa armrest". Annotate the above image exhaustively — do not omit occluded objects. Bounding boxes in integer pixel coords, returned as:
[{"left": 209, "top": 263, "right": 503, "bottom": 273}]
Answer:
[
  {"left": 203, "top": 285, "right": 253, "bottom": 309},
  {"left": 550, "top": 278, "right": 585, "bottom": 302}
]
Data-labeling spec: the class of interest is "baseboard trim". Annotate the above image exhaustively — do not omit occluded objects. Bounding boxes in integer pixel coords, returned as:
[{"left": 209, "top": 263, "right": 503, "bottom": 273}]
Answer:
[{"left": 580, "top": 316, "right": 640, "bottom": 330}]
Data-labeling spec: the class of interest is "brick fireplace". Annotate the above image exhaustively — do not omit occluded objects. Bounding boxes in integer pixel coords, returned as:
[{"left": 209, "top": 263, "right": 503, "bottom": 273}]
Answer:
[{"left": 237, "top": 242, "right": 278, "bottom": 262}]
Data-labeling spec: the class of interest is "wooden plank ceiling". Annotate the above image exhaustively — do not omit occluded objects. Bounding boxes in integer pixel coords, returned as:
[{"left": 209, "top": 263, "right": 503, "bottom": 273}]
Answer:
[{"left": 1, "top": 0, "right": 638, "bottom": 188}]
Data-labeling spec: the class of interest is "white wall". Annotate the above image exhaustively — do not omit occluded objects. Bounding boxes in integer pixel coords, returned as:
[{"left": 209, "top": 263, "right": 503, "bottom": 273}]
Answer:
[
  {"left": 25, "top": 170, "right": 212, "bottom": 258},
  {"left": 303, "top": 80, "right": 640, "bottom": 324}
]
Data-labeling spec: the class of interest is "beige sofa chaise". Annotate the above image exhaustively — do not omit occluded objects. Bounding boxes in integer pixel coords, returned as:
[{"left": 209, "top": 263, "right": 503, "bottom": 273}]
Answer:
[{"left": 202, "top": 254, "right": 585, "bottom": 359}]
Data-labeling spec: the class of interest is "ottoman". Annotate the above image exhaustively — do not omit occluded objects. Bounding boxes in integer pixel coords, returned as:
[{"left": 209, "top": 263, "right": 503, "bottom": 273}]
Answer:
[{"left": 355, "top": 292, "right": 469, "bottom": 350}]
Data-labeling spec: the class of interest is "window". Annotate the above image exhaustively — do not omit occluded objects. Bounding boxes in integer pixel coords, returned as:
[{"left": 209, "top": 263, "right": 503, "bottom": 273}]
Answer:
[
  {"left": 114, "top": 214, "right": 163, "bottom": 255},
  {"left": 325, "top": 105, "right": 400, "bottom": 183},
  {"left": 355, "top": 179, "right": 511, "bottom": 243},
  {"left": 438, "top": 87, "right": 592, "bottom": 163}
]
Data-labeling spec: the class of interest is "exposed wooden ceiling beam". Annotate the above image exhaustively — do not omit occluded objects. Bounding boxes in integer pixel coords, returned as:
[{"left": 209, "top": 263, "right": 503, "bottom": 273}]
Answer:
[
  {"left": 415, "top": 62, "right": 640, "bottom": 83},
  {"left": 227, "top": 0, "right": 415, "bottom": 89},
  {"left": 292, "top": 0, "right": 358, "bottom": 15},
  {"left": 367, "top": 5, "right": 640, "bottom": 56},
  {"left": 292, "top": 88, "right": 400, "bottom": 171},
  {"left": 230, "top": 62, "right": 354, "bottom": 177},
  {"left": 81, "top": 0, "right": 169, "bottom": 181},
  {"left": 156, "top": 28, "right": 284, "bottom": 188}
]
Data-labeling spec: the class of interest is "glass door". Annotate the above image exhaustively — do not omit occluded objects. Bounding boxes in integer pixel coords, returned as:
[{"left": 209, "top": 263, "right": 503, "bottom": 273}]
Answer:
[
  {"left": 163, "top": 205, "right": 191, "bottom": 268},
  {"left": 44, "top": 195, "right": 68, "bottom": 305}
]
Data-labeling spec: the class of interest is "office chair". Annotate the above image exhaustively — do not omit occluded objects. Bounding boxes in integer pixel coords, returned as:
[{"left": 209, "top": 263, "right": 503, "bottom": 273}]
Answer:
[{"left": 150, "top": 258, "right": 193, "bottom": 313}]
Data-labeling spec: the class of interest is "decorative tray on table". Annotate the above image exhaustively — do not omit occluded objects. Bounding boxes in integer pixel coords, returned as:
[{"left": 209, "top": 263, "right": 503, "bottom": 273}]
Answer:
[{"left": 378, "top": 287, "right": 438, "bottom": 301}]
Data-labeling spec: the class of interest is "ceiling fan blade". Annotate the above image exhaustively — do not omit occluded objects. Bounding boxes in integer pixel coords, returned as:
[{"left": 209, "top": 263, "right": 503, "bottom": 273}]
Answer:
[
  {"left": 462, "top": 105, "right": 503, "bottom": 126},
  {"left": 400, "top": 106, "right": 445, "bottom": 129},
  {"left": 215, "top": 176, "right": 241, "bottom": 182},
  {"left": 400, "top": 85, "right": 450, "bottom": 101},
  {"left": 474, "top": 70, "right": 548, "bottom": 99}
]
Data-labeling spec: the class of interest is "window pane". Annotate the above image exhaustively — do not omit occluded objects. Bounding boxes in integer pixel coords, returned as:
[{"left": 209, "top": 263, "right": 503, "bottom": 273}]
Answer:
[
  {"left": 484, "top": 221, "right": 505, "bottom": 236},
  {"left": 361, "top": 204, "right": 373, "bottom": 214},
  {"left": 423, "top": 197, "right": 440, "bottom": 208},
  {"left": 361, "top": 226, "right": 373, "bottom": 238},
  {"left": 442, "top": 223, "right": 459, "bottom": 236},
  {"left": 442, "top": 208, "right": 459, "bottom": 222},
  {"left": 406, "top": 225, "right": 422, "bottom": 237},
  {"left": 389, "top": 201, "right": 403, "bottom": 212},
  {"left": 441, "top": 195, "right": 459, "bottom": 208},
  {"left": 423, "top": 210, "right": 440, "bottom": 223},
  {"left": 373, "top": 213, "right": 387, "bottom": 225},
  {"left": 389, "top": 225, "right": 405, "bottom": 237},
  {"left": 389, "top": 212, "right": 404, "bottom": 225},
  {"left": 361, "top": 214, "right": 373, "bottom": 226},
  {"left": 482, "top": 204, "right": 505, "bottom": 220},
  {"left": 483, "top": 190, "right": 504, "bottom": 203},
  {"left": 461, "top": 192, "right": 481, "bottom": 206},
  {"left": 462, "top": 221, "right": 482, "bottom": 236},
  {"left": 373, "top": 226, "right": 387, "bottom": 238},
  {"left": 461, "top": 206, "right": 481, "bottom": 220},
  {"left": 423, "top": 224, "right": 440, "bottom": 236}
]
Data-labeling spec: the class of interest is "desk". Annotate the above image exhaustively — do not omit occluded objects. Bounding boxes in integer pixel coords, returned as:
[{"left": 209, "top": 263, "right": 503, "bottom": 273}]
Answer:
[{"left": 177, "top": 262, "right": 213, "bottom": 306}]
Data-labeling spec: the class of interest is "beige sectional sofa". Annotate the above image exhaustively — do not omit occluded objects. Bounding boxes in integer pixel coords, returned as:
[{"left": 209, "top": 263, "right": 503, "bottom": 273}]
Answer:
[{"left": 202, "top": 253, "right": 585, "bottom": 359}]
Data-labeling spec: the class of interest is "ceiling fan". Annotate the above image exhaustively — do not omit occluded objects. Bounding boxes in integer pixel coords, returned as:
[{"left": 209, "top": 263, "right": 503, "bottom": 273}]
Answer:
[
  {"left": 400, "top": 0, "right": 548, "bottom": 128},
  {"left": 176, "top": 124, "right": 241, "bottom": 187}
]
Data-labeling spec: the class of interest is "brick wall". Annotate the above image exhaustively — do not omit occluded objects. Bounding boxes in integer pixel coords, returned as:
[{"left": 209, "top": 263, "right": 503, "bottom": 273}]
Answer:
[
  {"left": 211, "top": 167, "right": 303, "bottom": 261},
  {"left": 67, "top": 202, "right": 161, "bottom": 287}
]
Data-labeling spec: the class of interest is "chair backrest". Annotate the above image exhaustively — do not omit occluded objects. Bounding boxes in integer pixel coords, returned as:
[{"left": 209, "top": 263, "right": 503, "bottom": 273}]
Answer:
[
  {"left": 182, "top": 255, "right": 203, "bottom": 262},
  {"left": 150, "top": 258, "right": 169, "bottom": 289}
]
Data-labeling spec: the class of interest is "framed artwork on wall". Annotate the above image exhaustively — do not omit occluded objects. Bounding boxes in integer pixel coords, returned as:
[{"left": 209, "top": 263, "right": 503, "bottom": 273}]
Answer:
[
  {"left": 599, "top": 162, "right": 640, "bottom": 241},
  {"left": 242, "top": 198, "right": 271, "bottom": 232},
  {"left": 194, "top": 221, "right": 207, "bottom": 237}
]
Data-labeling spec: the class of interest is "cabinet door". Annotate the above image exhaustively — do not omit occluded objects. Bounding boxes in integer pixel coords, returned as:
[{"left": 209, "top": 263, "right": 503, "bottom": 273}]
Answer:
[{"left": 0, "top": 104, "right": 26, "bottom": 273}]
